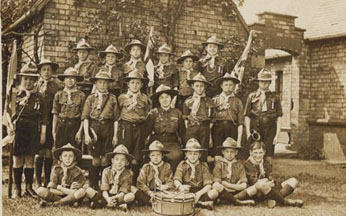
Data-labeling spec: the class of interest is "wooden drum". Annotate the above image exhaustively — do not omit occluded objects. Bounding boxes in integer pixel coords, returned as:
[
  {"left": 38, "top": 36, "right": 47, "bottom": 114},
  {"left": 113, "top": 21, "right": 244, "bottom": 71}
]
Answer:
[{"left": 152, "top": 191, "right": 195, "bottom": 216}]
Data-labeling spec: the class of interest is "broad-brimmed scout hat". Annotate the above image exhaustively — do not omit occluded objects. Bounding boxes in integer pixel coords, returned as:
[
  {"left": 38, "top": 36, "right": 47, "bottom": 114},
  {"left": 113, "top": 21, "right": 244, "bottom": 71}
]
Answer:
[
  {"left": 106, "top": 144, "right": 134, "bottom": 161},
  {"left": 124, "top": 39, "right": 146, "bottom": 54},
  {"left": 99, "top": 44, "right": 124, "bottom": 59},
  {"left": 90, "top": 68, "right": 114, "bottom": 83},
  {"left": 156, "top": 43, "right": 174, "bottom": 55},
  {"left": 37, "top": 59, "right": 59, "bottom": 71},
  {"left": 216, "top": 137, "right": 242, "bottom": 150},
  {"left": 176, "top": 50, "right": 199, "bottom": 64},
  {"left": 256, "top": 68, "right": 272, "bottom": 81},
  {"left": 53, "top": 143, "right": 82, "bottom": 161},
  {"left": 202, "top": 36, "right": 224, "bottom": 49},
  {"left": 72, "top": 38, "right": 95, "bottom": 51},
  {"left": 17, "top": 62, "right": 40, "bottom": 78},
  {"left": 181, "top": 138, "right": 207, "bottom": 152},
  {"left": 57, "top": 67, "right": 83, "bottom": 82},
  {"left": 151, "top": 84, "right": 178, "bottom": 104},
  {"left": 122, "top": 69, "right": 149, "bottom": 84},
  {"left": 187, "top": 72, "right": 212, "bottom": 86},
  {"left": 143, "top": 140, "right": 170, "bottom": 154},
  {"left": 215, "top": 72, "right": 240, "bottom": 86}
]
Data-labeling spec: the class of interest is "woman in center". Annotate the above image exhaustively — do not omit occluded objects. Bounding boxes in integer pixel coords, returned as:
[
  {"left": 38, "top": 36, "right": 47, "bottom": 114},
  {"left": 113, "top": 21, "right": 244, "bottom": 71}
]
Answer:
[{"left": 144, "top": 84, "right": 186, "bottom": 171}]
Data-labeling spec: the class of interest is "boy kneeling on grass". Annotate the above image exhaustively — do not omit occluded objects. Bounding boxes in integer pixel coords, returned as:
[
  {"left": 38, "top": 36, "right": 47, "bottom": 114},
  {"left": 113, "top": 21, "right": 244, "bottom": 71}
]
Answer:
[
  {"left": 86, "top": 145, "right": 135, "bottom": 211},
  {"left": 212, "top": 137, "right": 254, "bottom": 206},
  {"left": 37, "top": 143, "right": 86, "bottom": 207},
  {"left": 174, "top": 138, "right": 218, "bottom": 210},
  {"left": 237, "top": 141, "right": 303, "bottom": 208}
]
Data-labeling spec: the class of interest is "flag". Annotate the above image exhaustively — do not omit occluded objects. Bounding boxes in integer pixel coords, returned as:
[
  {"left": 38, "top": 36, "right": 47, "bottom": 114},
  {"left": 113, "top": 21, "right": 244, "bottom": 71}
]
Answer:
[
  {"left": 144, "top": 27, "right": 155, "bottom": 87},
  {"left": 2, "top": 40, "right": 18, "bottom": 147},
  {"left": 232, "top": 30, "right": 255, "bottom": 83}
]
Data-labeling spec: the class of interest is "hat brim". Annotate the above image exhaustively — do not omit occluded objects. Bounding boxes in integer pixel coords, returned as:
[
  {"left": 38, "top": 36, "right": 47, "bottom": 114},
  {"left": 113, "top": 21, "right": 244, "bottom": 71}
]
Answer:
[
  {"left": 181, "top": 148, "right": 207, "bottom": 152},
  {"left": 151, "top": 89, "right": 178, "bottom": 102},
  {"left": 90, "top": 77, "right": 114, "bottom": 83},
  {"left": 57, "top": 74, "right": 84, "bottom": 82},
  {"left": 123, "top": 76, "right": 149, "bottom": 85},
  {"left": 99, "top": 51, "right": 124, "bottom": 59},
  {"left": 176, "top": 55, "right": 199, "bottom": 64},
  {"left": 216, "top": 146, "right": 242, "bottom": 149},
  {"left": 105, "top": 151, "right": 134, "bottom": 161},
  {"left": 38, "top": 62, "right": 59, "bottom": 71},
  {"left": 215, "top": 77, "right": 240, "bottom": 86},
  {"left": 124, "top": 43, "right": 146, "bottom": 54},
  {"left": 155, "top": 51, "right": 175, "bottom": 56},
  {"left": 53, "top": 147, "right": 82, "bottom": 161},
  {"left": 187, "top": 79, "right": 212, "bottom": 87},
  {"left": 142, "top": 149, "right": 170, "bottom": 154},
  {"left": 256, "top": 78, "right": 272, "bottom": 81},
  {"left": 202, "top": 42, "right": 224, "bottom": 49},
  {"left": 17, "top": 73, "right": 40, "bottom": 78}
]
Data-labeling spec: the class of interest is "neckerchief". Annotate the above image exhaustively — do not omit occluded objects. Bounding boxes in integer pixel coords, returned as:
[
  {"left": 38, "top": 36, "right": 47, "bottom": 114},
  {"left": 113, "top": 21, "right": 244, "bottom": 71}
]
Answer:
[
  {"left": 257, "top": 89, "right": 268, "bottom": 111},
  {"left": 221, "top": 158, "right": 237, "bottom": 179},
  {"left": 63, "top": 87, "right": 78, "bottom": 105},
  {"left": 205, "top": 54, "right": 218, "bottom": 69},
  {"left": 248, "top": 156, "right": 266, "bottom": 179},
  {"left": 74, "top": 60, "right": 90, "bottom": 71},
  {"left": 127, "top": 57, "right": 141, "bottom": 72},
  {"left": 182, "top": 68, "right": 192, "bottom": 80},
  {"left": 37, "top": 77, "right": 51, "bottom": 94},
  {"left": 110, "top": 167, "right": 125, "bottom": 194},
  {"left": 191, "top": 92, "right": 206, "bottom": 116},
  {"left": 126, "top": 90, "right": 140, "bottom": 110},
  {"left": 186, "top": 160, "right": 199, "bottom": 181},
  {"left": 17, "top": 85, "right": 36, "bottom": 106},
  {"left": 60, "top": 161, "right": 77, "bottom": 187},
  {"left": 105, "top": 64, "right": 115, "bottom": 76},
  {"left": 149, "top": 161, "right": 164, "bottom": 187},
  {"left": 95, "top": 89, "right": 109, "bottom": 110},
  {"left": 219, "top": 92, "right": 234, "bottom": 109},
  {"left": 156, "top": 62, "right": 170, "bottom": 79}
]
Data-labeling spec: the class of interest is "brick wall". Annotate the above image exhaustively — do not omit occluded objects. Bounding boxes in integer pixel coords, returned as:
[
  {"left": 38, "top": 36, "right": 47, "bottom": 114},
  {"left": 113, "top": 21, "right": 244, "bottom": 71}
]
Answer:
[{"left": 21, "top": 0, "right": 249, "bottom": 73}]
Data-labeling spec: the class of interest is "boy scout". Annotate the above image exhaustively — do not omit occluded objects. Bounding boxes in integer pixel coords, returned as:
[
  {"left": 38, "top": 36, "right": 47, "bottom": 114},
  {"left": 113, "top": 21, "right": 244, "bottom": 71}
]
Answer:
[
  {"left": 212, "top": 72, "right": 244, "bottom": 160},
  {"left": 212, "top": 138, "right": 254, "bottom": 206},
  {"left": 98, "top": 44, "right": 124, "bottom": 96},
  {"left": 176, "top": 49, "right": 199, "bottom": 109},
  {"left": 154, "top": 43, "right": 179, "bottom": 91},
  {"left": 82, "top": 68, "right": 120, "bottom": 190},
  {"left": 122, "top": 39, "right": 147, "bottom": 77},
  {"left": 238, "top": 141, "right": 303, "bottom": 208},
  {"left": 86, "top": 145, "right": 135, "bottom": 210},
  {"left": 37, "top": 143, "right": 86, "bottom": 207},
  {"left": 12, "top": 62, "right": 49, "bottom": 198},
  {"left": 117, "top": 70, "right": 150, "bottom": 183},
  {"left": 73, "top": 38, "right": 97, "bottom": 94},
  {"left": 197, "top": 36, "right": 228, "bottom": 97},
  {"left": 183, "top": 73, "right": 215, "bottom": 162},
  {"left": 144, "top": 84, "right": 185, "bottom": 170},
  {"left": 244, "top": 69, "right": 283, "bottom": 164},
  {"left": 135, "top": 140, "right": 174, "bottom": 206},
  {"left": 36, "top": 59, "right": 63, "bottom": 187},
  {"left": 174, "top": 138, "right": 218, "bottom": 209},
  {"left": 53, "top": 68, "right": 85, "bottom": 151}
]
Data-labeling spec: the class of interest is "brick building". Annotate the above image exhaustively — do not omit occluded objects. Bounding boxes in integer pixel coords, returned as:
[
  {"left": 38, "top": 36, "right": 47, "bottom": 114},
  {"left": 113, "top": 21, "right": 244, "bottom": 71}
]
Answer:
[{"left": 2, "top": 0, "right": 345, "bottom": 160}]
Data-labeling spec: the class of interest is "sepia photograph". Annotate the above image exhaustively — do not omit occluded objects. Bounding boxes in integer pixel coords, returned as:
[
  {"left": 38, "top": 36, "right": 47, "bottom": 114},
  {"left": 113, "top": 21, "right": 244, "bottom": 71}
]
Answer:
[{"left": 1, "top": 0, "right": 345, "bottom": 215}]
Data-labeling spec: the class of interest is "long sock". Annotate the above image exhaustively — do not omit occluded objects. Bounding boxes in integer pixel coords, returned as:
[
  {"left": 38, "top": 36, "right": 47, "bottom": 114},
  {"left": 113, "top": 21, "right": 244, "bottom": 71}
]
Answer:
[
  {"left": 100, "top": 166, "right": 107, "bottom": 179},
  {"left": 90, "top": 166, "right": 100, "bottom": 190},
  {"left": 24, "top": 168, "right": 35, "bottom": 186},
  {"left": 220, "top": 191, "right": 236, "bottom": 203},
  {"left": 132, "top": 164, "right": 140, "bottom": 185},
  {"left": 266, "top": 189, "right": 285, "bottom": 204},
  {"left": 280, "top": 184, "right": 294, "bottom": 197},
  {"left": 44, "top": 158, "right": 53, "bottom": 187},
  {"left": 13, "top": 167, "right": 24, "bottom": 194},
  {"left": 234, "top": 190, "right": 251, "bottom": 200},
  {"left": 35, "top": 157, "right": 44, "bottom": 186},
  {"left": 135, "top": 190, "right": 151, "bottom": 206}
]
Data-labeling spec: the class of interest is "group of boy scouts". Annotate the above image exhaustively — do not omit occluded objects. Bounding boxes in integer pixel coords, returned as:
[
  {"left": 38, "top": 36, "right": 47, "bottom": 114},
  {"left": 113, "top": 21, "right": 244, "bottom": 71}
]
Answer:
[{"left": 10, "top": 35, "right": 303, "bottom": 212}]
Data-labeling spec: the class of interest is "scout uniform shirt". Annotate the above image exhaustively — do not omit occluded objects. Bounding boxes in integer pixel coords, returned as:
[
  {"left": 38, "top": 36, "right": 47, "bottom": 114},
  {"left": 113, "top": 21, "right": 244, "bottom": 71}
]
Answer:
[
  {"left": 101, "top": 64, "right": 124, "bottom": 92},
  {"left": 118, "top": 92, "right": 150, "bottom": 123},
  {"left": 178, "top": 68, "right": 198, "bottom": 97},
  {"left": 244, "top": 159, "right": 272, "bottom": 186},
  {"left": 101, "top": 167, "right": 133, "bottom": 194},
  {"left": 137, "top": 162, "right": 174, "bottom": 194},
  {"left": 74, "top": 60, "right": 97, "bottom": 82},
  {"left": 52, "top": 89, "right": 86, "bottom": 119},
  {"left": 197, "top": 55, "right": 228, "bottom": 85},
  {"left": 122, "top": 59, "right": 146, "bottom": 78},
  {"left": 213, "top": 93, "right": 245, "bottom": 125},
  {"left": 145, "top": 107, "right": 185, "bottom": 143},
  {"left": 174, "top": 160, "right": 213, "bottom": 190},
  {"left": 244, "top": 90, "right": 283, "bottom": 125},
  {"left": 81, "top": 92, "right": 120, "bottom": 121},
  {"left": 213, "top": 159, "right": 247, "bottom": 185},
  {"left": 48, "top": 164, "right": 86, "bottom": 189},
  {"left": 183, "top": 95, "right": 215, "bottom": 126},
  {"left": 154, "top": 63, "right": 179, "bottom": 89}
]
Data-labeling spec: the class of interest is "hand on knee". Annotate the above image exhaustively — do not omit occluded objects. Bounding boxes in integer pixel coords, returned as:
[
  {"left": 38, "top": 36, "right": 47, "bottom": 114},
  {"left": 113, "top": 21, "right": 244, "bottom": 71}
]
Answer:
[
  {"left": 124, "top": 193, "right": 135, "bottom": 203},
  {"left": 212, "top": 182, "right": 224, "bottom": 193}
]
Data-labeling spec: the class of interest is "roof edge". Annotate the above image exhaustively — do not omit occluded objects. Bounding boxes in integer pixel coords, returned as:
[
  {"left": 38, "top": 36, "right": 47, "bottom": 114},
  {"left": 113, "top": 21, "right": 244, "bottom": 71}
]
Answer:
[
  {"left": 305, "top": 33, "right": 346, "bottom": 42},
  {"left": 257, "top": 11, "right": 298, "bottom": 19},
  {"left": 227, "top": 0, "right": 250, "bottom": 34}
]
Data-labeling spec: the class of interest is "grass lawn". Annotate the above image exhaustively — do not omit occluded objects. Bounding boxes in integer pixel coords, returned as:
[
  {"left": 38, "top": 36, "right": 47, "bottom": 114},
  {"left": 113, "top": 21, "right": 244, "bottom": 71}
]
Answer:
[{"left": 2, "top": 158, "right": 346, "bottom": 216}]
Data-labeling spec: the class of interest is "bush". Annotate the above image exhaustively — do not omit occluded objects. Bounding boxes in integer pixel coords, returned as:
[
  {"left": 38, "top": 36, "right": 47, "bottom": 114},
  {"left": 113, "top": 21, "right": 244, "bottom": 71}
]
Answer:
[{"left": 297, "top": 144, "right": 325, "bottom": 160}]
